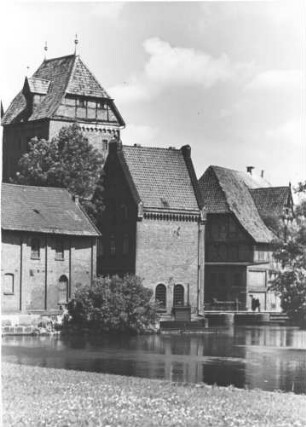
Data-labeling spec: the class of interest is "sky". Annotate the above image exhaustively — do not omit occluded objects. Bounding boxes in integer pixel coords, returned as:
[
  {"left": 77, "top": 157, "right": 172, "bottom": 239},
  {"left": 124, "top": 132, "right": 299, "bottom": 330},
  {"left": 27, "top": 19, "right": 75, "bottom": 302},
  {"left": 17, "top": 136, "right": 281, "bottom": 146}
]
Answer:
[{"left": 1, "top": 0, "right": 305, "bottom": 187}]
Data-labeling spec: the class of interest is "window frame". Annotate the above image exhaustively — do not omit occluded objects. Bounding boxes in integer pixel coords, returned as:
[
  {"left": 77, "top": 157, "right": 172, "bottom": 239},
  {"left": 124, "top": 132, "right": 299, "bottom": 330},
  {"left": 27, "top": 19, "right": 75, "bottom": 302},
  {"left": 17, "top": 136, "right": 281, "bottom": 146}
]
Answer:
[{"left": 55, "top": 239, "right": 65, "bottom": 261}]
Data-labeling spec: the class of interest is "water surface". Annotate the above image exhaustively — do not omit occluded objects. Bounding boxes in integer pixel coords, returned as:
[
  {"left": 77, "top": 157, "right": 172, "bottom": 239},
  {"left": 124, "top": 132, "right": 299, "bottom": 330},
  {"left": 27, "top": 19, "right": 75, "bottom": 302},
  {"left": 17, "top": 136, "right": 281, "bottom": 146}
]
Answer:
[{"left": 2, "top": 326, "right": 306, "bottom": 394}]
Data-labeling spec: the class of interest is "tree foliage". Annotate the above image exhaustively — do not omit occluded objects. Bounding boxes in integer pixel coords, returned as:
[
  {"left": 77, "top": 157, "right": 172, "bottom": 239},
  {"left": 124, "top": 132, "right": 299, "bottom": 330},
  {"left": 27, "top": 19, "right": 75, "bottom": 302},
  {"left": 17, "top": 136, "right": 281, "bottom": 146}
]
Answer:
[
  {"left": 270, "top": 201, "right": 306, "bottom": 326},
  {"left": 64, "top": 275, "right": 159, "bottom": 334},
  {"left": 13, "top": 124, "right": 104, "bottom": 221}
]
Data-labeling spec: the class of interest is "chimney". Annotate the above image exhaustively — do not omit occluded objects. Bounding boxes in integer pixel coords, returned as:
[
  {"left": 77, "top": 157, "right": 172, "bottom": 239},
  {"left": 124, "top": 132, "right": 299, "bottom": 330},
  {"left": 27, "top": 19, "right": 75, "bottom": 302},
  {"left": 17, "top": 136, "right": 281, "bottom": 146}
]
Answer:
[
  {"left": 181, "top": 145, "right": 191, "bottom": 158},
  {"left": 261, "top": 170, "right": 264, "bottom": 178},
  {"left": 246, "top": 166, "right": 254, "bottom": 175},
  {"left": 74, "top": 195, "right": 80, "bottom": 206},
  {"left": 108, "top": 138, "right": 122, "bottom": 155}
]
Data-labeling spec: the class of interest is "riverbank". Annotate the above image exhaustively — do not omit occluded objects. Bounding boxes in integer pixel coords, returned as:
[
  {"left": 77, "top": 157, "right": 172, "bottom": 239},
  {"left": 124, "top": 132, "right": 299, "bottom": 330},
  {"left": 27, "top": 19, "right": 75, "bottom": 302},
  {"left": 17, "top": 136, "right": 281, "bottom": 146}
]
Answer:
[{"left": 2, "top": 362, "right": 305, "bottom": 426}]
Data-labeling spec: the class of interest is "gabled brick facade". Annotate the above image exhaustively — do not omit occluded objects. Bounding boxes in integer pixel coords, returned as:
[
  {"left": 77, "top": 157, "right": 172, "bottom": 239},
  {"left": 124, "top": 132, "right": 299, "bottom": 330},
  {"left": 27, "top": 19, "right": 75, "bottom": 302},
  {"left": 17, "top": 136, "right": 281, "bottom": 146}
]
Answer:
[{"left": 100, "top": 141, "right": 206, "bottom": 315}]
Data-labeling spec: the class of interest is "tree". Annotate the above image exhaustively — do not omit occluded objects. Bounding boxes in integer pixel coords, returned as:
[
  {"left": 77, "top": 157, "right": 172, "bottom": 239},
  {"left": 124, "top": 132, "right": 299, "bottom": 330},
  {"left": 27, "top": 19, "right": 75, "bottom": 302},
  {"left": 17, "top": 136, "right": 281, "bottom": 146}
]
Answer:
[
  {"left": 269, "top": 201, "right": 306, "bottom": 327},
  {"left": 64, "top": 275, "right": 159, "bottom": 334},
  {"left": 13, "top": 124, "right": 104, "bottom": 222}
]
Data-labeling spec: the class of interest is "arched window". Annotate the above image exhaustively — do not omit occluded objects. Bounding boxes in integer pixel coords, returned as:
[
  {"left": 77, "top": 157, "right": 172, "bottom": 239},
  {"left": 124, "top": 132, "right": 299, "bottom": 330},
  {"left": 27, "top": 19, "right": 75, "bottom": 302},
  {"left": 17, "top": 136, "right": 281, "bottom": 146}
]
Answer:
[
  {"left": 31, "top": 238, "right": 40, "bottom": 259},
  {"left": 110, "top": 234, "right": 116, "bottom": 256},
  {"left": 4, "top": 274, "right": 14, "bottom": 295},
  {"left": 58, "top": 275, "right": 68, "bottom": 304},
  {"left": 155, "top": 284, "right": 166, "bottom": 309},
  {"left": 120, "top": 204, "right": 128, "bottom": 222},
  {"left": 173, "top": 284, "right": 184, "bottom": 306}
]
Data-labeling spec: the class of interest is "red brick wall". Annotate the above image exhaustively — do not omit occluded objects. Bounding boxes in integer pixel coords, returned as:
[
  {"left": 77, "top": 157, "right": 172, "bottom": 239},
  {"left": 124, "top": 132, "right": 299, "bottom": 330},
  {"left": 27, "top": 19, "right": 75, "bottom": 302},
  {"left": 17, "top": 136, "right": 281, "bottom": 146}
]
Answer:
[
  {"left": 135, "top": 218, "right": 205, "bottom": 314},
  {"left": 1, "top": 231, "right": 97, "bottom": 313}
]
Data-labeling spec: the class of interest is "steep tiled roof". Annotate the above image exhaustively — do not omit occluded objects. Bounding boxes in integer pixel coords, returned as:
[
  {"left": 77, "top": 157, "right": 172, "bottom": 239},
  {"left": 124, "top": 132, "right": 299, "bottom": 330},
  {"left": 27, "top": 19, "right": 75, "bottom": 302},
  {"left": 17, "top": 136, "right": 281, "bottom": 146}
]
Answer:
[
  {"left": 250, "top": 187, "right": 292, "bottom": 218},
  {"left": 2, "top": 54, "right": 117, "bottom": 125},
  {"left": 116, "top": 144, "right": 200, "bottom": 212},
  {"left": 198, "top": 166, "right": 275, "bottom": 243},
  {"left": 1, "top": 184, "right": 100, "bottom": 236}
]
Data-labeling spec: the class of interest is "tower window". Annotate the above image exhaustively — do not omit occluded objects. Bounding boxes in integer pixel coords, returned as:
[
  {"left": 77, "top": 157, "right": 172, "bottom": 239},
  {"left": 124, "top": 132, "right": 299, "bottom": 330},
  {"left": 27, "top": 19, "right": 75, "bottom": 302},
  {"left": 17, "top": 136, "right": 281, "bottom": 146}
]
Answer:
[
  {"left": 122, "top": 234, "right": 129, "bottom": 255},
  {"left": 102, "top": 139, "right": 108, "bottom": 151}
]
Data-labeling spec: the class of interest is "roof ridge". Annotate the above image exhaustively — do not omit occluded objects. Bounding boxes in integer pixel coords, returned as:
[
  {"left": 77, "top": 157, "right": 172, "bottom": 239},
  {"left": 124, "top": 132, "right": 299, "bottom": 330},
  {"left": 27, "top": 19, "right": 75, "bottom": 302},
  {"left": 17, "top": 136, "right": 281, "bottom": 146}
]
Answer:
[
  {"left": 2, "top": 183, "right": 68, "bottom": 192},
  {"left": 123, "top": 144, "right": 180, "bottom": 152},
  {"left": 63, "top": 54, "right": 78, "bottom": 97},
  {"left": 77, "top": 56, "right": 111, "bottom": 99},
  {"left": 43, "top": 54, "right": 75, "bottom": 63}
]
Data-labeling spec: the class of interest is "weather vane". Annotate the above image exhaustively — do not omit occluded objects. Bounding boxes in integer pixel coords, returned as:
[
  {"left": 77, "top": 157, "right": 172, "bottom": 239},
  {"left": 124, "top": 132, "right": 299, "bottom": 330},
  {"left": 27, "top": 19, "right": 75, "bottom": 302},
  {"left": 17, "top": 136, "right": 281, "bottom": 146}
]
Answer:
[{"left": 74, "top": 34, "right": 79, "bottom": 55}]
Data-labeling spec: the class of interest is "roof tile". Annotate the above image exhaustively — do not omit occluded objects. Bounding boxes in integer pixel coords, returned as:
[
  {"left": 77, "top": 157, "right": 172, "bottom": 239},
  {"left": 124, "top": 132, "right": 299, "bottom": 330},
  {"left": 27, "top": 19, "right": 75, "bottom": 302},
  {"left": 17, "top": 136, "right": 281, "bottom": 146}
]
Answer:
[{"left": 1, "top": 183, "right": 99, "bottom": 236}]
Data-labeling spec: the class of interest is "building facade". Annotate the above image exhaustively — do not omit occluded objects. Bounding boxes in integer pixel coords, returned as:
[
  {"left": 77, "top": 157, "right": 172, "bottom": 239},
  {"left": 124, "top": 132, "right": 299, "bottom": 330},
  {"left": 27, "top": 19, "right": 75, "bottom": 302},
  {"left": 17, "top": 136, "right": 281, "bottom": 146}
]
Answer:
[
  {"left": 2, "top": 53, "right": 125, "bottom": 181},
  {"left": 198, "top": 166, "right": 293, "bottom": 312},
  {"left": 99, "top": 141, "right": 206, "bottom": 315},
  {"left": 1, "top": 184, "right": 100, "bottom": 313}
]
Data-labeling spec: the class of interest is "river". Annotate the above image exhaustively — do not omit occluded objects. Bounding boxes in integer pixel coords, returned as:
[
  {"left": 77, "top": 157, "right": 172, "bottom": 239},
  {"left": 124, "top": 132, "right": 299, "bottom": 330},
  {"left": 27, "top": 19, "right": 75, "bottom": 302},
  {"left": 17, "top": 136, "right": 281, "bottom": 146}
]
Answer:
[{"left": 2, "top": 325, "right": 306, "bottom": 394}]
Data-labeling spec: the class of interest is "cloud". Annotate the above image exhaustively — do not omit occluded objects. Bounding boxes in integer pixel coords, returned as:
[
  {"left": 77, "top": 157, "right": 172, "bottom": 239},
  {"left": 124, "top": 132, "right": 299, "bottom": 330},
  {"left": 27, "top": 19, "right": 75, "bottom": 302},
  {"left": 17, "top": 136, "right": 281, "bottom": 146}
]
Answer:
[
  {"left": 110, "top": 37, "right": 251, "bottom": 106},
  {"left": 246, "top": 69, "right": 302, "bottom": 92},
  {"left": 143, "top": 37, "right": 234, "bottom": 88},
  {"left": 121, "top": 124, "right": 159, "bottom": 146}
]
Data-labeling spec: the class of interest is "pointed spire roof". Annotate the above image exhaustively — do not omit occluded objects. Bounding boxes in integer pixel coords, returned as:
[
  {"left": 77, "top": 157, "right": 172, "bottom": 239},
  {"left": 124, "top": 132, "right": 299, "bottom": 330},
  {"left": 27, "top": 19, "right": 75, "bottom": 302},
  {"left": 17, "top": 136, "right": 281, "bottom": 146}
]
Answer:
[{"left": 2, "top": 54, "right": 124, "bottom": 126}]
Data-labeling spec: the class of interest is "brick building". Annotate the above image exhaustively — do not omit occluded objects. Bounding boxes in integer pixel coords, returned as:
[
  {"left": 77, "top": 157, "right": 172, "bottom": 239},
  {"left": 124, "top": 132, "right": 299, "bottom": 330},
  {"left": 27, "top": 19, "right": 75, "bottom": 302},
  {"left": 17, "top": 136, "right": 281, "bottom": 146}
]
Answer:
[
  {"left": 100, "top": 141, "right": 206, "bottom": 315},
  {"left": 198, "top": 166, "right": 293, "bottom": 312},
  {"left": 2, "top": 53, "right": 125, "bottom": 181},
  {"left": 1, "top": 183, "right": 100, "bottom": 314}
]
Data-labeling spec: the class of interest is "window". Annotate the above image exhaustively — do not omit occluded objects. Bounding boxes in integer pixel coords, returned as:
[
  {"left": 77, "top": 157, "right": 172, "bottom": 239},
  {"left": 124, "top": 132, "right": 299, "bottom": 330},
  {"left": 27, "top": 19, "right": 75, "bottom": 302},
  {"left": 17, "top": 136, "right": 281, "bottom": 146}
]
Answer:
[
  {"left": 156, "top": 284, "right": 167, "bottom": 309},
  {"left": 77, "top": 98, "right": 86, "bottom": 108},
  {"left": 4, "top": 274, "right": 14, "bottom": 295},
  {"left": 58, "top": 275, "right": 68, "bottom": 304},
  {"left": 102, "top": 139, "right": 108, "bottom": 151},
  {"left": 110, "top": 234, "right": 116, "bottom": 256},
  {"left": 122, "top": 234, "right": 129, "bottom": 255},
  {"left": 55, "top": 239, "right": 64, "bottom": 260},
  {"left": 31, "top": 238, "right": 40, "bottom": 259},
  {"left": 173, "top": 284, "right": 184, "bottom": 306}
]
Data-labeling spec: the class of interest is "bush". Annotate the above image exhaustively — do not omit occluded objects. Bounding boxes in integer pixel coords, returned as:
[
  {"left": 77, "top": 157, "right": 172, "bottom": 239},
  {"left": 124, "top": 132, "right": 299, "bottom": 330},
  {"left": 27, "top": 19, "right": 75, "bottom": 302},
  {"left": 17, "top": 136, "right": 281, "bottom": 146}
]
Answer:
[{"left": 64, "top": 275, "right": 159, "bottom": 334}]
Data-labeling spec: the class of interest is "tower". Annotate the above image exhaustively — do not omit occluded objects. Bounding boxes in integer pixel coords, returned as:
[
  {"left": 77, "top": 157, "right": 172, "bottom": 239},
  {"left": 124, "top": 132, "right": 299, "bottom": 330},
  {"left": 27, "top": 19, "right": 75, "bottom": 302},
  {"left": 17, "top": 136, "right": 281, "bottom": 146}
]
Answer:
[{"left": 2, "top": 47, "right": 125, "bottom": 181}]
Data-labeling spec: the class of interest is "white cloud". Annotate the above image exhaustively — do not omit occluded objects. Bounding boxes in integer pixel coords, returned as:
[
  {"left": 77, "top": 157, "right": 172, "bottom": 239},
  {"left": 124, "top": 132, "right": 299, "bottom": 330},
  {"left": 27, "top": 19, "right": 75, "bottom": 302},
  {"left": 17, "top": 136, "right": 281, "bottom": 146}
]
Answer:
[
  {"left": 110, "top": 37, "right": 252, "bottom": 106},
  {"left": 143, "top": 37, "right": 234, "bottom": 88},
  {"left": 246, "top": 69, "right": 302, "bottom": 92},
  {"left": 121, "top": 124, "right": 159, "bottom": 146},
  {"left": 109, "top": 79, "right": 151, "bottom": 104}
]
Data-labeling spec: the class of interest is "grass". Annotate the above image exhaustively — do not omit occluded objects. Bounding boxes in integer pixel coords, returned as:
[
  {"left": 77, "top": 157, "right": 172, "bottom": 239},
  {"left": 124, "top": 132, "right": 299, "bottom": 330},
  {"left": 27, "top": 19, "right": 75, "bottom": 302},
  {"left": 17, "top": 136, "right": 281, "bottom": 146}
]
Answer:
[{"left": 2, "top": 362, "right": 306, "bottom": 427}]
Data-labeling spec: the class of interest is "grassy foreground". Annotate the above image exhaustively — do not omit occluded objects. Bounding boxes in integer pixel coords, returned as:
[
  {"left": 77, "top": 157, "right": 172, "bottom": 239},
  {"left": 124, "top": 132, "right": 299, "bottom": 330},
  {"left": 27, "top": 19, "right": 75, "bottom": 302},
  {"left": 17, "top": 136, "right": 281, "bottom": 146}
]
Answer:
[{"left": 2, "top": 362, "right": 306, "bottom": 427}]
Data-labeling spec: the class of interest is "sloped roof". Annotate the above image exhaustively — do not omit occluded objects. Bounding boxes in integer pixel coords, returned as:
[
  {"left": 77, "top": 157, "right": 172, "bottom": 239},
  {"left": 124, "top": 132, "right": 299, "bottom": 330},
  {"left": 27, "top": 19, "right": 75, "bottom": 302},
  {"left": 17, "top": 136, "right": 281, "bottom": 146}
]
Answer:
[
  {"left": 112, "top": 144, "right": 201, "bottom": 212},
  {"left": 198, "top": 166, "right": 276, "bottom": 243},
  {"left": 2, "top": 54, "right": 123, "bottom": 125},
  {"left": 250, "top": 187, "right": 292, "bottom": 218},
  {"left": 1, "top": 183, "right": 100, "bottom": 236}
]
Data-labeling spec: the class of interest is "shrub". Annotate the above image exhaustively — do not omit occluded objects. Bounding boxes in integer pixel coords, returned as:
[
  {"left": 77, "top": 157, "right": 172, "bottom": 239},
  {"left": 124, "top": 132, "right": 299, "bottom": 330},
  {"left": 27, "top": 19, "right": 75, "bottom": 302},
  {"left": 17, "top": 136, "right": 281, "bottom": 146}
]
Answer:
[{"left": 64, "top": 275, "right": 159, "bottom": 334}]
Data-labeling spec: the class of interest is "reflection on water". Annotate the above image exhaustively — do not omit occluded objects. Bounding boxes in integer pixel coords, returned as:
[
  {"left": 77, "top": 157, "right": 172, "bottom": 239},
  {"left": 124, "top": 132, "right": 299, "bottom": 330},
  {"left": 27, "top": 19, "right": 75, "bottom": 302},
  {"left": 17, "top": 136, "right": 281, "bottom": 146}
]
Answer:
[{"left": 2, "top": 326, "right": 306, "bottom": 394}]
